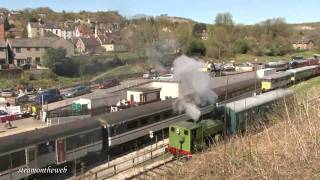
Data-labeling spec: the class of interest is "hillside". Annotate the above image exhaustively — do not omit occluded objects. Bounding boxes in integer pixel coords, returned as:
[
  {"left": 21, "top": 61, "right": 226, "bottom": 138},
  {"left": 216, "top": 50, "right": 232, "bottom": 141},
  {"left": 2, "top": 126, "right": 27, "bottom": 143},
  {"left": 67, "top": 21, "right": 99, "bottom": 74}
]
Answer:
[{"left": 163, "top": 82, "right": 320, "bottom": 180}]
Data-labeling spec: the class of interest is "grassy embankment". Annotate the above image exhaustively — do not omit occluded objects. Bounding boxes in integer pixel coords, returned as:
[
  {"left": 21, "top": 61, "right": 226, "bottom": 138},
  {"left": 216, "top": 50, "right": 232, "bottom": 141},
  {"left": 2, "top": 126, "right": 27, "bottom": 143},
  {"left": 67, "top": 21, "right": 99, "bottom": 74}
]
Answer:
[
  {"left": 234, "top": 50, "right": 318, "bottom": 63},
  {"left": 162, "top": 77, "right": 320, "bottom": 180},
  {"left": 0, "top": 51, "right": 148, "bottom": 89}
]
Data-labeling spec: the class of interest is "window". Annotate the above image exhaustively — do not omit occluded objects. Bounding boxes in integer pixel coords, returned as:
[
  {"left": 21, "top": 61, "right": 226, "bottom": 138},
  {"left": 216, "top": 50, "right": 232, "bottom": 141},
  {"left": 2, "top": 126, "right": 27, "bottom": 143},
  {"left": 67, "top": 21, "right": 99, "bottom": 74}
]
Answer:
[
  {"left": 11, "top": 150, "right": 26, "bottom": 168},
  {"left": 35, "top": 57, "right": 41, "bottom": 64},
  {"left": 171, "top": 127, "right": 175, "bottom": 132},
  {"left": 35, "top": 48, "right": 40, "bottom": 51},
  {"left": 0, "top": 155, "right": 10, "bottom": 172},
  {"left": 16, "top": 48, "right": 21, "bottom": 53},
  {"left": 184, "top": 130, "right": 189, "bottom": 135},
  {"left": 127, "top": 121, "right": 138, "bottom": 130},
  {"left": 27, "top": 47, "right": 31, "bottom": 51},
  {"left": 26, "top": 57, "right": 32, "bottom": 64},
  {"left": 28, "top": 149, "right": 35, "bottom": 161},
  {"left": 154, "top": 114, "right": 160, "bottom": 122},
  {"left": 0, "top": 48, "right": 4, "bottom": 52},
  {"left": 140, "top": 118, "right": 149, "bottom": 125},
  {"left": 38, "top": 141, "right": 55, "bottom": 155},
  {"left": 66, "top": 130, "right": 102, "bottom": 151}
]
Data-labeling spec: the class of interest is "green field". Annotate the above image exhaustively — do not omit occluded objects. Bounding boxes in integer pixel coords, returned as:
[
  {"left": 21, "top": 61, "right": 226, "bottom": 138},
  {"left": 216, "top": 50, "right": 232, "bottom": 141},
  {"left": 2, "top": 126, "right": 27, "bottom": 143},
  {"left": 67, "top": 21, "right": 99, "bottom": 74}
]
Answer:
[
  {"left": 91, "top": 63, "right": 148, "bottom": 82},
  {"left": 290, "top": 76, "right": 320, "bottom": 95}
]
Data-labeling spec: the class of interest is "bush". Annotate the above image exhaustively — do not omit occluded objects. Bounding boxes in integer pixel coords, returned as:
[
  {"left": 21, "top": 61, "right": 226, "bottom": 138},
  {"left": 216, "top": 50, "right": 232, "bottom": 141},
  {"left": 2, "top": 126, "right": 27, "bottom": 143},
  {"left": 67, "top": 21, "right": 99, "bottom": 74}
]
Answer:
[{"left": 187, "top": 40, "right": 207, "bottom": 56}]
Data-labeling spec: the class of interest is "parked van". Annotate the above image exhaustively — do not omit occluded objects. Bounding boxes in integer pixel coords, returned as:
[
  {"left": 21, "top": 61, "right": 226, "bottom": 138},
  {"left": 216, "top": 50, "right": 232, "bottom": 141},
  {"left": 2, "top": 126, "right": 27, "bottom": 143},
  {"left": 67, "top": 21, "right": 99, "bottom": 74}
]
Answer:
[{"left": 34, "top": 88, "right": 62, "bottom": 104}]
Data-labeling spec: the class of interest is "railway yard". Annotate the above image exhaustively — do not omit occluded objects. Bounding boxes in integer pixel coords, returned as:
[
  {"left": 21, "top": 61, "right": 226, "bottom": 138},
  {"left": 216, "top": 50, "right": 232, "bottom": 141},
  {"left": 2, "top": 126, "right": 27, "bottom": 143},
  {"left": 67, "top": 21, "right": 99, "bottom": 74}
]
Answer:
[{"left": 0, "top": 56, "right": 320, "bottom": 180}]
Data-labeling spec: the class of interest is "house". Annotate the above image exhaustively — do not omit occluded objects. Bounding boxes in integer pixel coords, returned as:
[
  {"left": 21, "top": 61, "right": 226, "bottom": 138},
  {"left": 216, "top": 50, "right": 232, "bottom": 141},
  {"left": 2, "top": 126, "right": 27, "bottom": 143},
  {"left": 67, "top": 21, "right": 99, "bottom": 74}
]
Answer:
[
  {"left": 61, "top": 28, "right": 74, "bottom": 39},
  {"left": 75, "top": 37, "right": 99, "bottom": 53},
  {"left": 7, "top": 37, "right": 74, "bottom": 66},
  {"left": 0, "top": 39, "right": 7, "bottom": 64},
  {"left": 74, "top": 25, "right": 92, "bottom": 37},
  {"left": 98, "top": 33, "right": 127, "bottom": 52},
  {"left": 27, "top": 22, "right": 45, "bottom": 38},
  {"left": 292, "top": 38, "right": 315, "bottom": 50},
  {"left": 44, "top": 23, "right": 62, "bottom": 37},
  {"left": 7, "top": 28, "right": 23, "bottom": 38},
  {"left": 126, "top": 87, "right": 161, "bottom": 105},
  {"left": 0, "top": 19, "right": 5, "bottom": 39}
]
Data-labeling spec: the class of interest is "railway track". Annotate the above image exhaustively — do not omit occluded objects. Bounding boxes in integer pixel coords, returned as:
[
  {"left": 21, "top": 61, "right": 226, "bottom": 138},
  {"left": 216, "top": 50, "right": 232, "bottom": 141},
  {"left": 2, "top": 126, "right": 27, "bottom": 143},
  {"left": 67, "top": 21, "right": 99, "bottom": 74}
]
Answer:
[{"left": 127, "top": 157, "right": 184, "bottom": 180}]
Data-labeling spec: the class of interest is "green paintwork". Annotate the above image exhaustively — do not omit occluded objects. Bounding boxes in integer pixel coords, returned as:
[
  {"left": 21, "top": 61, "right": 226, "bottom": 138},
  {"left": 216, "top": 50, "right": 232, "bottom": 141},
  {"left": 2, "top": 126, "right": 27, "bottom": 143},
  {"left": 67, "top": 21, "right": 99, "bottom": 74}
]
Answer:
[{"left": 169, "top": 119, "right": 223, "bottom": 153}]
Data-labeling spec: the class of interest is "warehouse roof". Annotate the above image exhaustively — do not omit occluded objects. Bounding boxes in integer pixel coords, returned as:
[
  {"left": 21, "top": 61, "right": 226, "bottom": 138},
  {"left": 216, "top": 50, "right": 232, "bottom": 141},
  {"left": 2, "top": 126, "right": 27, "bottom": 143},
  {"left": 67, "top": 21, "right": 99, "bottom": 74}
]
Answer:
[{"left": 225, "top": 89, "right": 293, "bottom": 113}]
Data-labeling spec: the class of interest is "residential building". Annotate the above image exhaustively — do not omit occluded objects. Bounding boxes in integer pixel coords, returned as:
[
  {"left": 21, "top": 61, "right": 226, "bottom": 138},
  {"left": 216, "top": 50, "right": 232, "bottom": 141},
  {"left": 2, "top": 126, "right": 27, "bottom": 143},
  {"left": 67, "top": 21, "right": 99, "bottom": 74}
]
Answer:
[
  {"left": 98, "top": 34, "right": 127, "bottom": 52},
  {"left": 44, "top": 23, "right": 62, "bottom": 37},
  {"left": 7, "top": 28, "right": 23, "bottom": 38},
  {"left": 74, "top": 25, "right": 92, "bottom": 37},
  {"left": 7, "top": 37, "right": 74, "bottom": 66},
  {"left": 0, "top": 39, "right": 7, "bottom": 64},
  {"left": 61, "top": 28, "right": 74, "bottom": 39},
  {"left": 292, "top": 38, "right": 315, "bottom": 50},
  {"left": 0, "top": 19, "right": 5, "bottom": 39},
  {"left": 75, "top": 37, "right": 99, "bottom": 53},
  {"left": 27, "top": 22, "right": 44, "bottom": 38}
]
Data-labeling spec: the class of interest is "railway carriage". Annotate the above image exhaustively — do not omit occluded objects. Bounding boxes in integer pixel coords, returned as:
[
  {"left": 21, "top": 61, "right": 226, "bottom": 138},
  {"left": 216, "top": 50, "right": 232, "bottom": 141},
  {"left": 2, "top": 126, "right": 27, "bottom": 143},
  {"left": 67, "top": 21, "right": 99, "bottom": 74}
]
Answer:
[
  {"left": 287, "top": 66, "right": 318, "bottom": 83},
  {"left": 0, "top": 119, "right": 102, "bottom": 179},
  {"left": 224, "top": 89, "right": 293, "bottom": 134}
]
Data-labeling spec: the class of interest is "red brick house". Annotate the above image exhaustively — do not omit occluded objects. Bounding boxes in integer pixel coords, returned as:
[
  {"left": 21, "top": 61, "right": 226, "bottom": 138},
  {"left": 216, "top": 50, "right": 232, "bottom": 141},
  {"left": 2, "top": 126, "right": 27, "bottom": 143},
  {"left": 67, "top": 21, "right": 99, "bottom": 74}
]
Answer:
[{"left": 0, "top": 19, "right": 5, "bottom": 39}]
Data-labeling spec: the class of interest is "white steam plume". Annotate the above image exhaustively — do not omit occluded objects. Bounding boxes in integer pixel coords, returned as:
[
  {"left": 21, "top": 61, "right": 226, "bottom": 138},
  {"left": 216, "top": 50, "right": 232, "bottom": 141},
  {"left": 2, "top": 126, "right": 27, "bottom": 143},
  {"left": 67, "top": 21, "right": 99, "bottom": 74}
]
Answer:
[{"left": 173, "top": 55, "right": 217, "bottom": 121}]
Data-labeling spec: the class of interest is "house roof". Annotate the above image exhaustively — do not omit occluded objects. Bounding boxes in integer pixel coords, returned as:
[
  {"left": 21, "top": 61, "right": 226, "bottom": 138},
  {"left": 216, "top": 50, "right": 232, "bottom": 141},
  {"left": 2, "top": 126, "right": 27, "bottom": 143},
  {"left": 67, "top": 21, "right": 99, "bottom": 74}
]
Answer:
[
  {"left": 29, "top": 22, "right": 44, "bottom": 28},
  {"left": 0, "top": 39, "right": 6, "bottom": 48},
  {"left": 44, "top": 23, "right": 61, "bottom": 29},
  {"left": 7, "top": 37, "right": 61, "bottom": 48},
  {"left": 294, "top": 38, "right": 314, "bottom": 44},
  {"left": 79, "top": 37, "right": 99, "bottom": 47},
  {"left": 128, "top": 87, "right": 161, "bottom": 93}
]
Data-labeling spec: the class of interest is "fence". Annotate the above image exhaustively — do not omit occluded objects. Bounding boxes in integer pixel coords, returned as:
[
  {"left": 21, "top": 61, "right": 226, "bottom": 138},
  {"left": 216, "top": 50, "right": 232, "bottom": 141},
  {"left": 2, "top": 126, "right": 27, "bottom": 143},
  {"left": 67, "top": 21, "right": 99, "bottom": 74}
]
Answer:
[{"left": 78, "top": 141, "right": 168, "bottom": 180}]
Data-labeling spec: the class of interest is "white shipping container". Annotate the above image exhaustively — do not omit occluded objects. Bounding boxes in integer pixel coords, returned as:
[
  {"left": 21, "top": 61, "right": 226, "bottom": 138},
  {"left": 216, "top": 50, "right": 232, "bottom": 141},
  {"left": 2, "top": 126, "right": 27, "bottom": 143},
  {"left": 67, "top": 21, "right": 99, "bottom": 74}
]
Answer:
[{"left": 257, "top": 68, "right": 276, "bottom": 79}]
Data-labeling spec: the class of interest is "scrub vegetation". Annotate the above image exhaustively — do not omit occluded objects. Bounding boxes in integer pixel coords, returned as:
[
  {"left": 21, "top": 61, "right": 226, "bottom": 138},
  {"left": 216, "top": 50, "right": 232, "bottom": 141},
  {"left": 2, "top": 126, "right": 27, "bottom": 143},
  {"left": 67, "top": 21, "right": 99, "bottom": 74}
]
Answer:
[{"left": 162, "top": 88, "right": 320, "bottom": 180}]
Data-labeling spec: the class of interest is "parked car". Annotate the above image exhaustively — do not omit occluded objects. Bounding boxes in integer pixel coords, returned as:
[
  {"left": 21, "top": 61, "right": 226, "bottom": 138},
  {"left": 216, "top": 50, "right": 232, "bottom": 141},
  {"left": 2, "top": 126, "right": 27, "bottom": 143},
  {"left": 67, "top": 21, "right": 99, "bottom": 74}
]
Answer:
[
  {"left": 34, "top": 88, "right": 62, "bottom": 104},
  {"left": 65, "top": 85, "right": 91, "bottom": 98},
  {"left": 156, "top": 74, "right": 174, "bottom": 81},
  {"left": 15, "top": 94, "right": 29, "bottom": 104},
  {"left": 0, "top": 110, "right": 8, "bottom": 116},
  {"left": 143, "top": 73, "right": 158, "bottom": 79},
  {"left": 98, "top": 79, "right": 120, "bottom": 89},
  {"left": 223, "top": 64, "right": 235, "bottom": 71},
  {"left": 1, "top": 89, "right": 15, "bottom": 97}
]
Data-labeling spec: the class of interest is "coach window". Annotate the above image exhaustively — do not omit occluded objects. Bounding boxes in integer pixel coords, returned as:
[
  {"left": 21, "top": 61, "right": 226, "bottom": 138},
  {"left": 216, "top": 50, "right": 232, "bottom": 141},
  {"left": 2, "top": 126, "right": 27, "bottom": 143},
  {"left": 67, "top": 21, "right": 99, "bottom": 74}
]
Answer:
[
  {"left": 127, "top": 120, "right": 138, "bottom": 130},
  {"left": 184, "top": 130, "right": 189, "bottom": 135},
  {"left": 0, "top": 154, "right": 9, "bottom": 172},
  {"left": 28, "top": 149, "right": 35, "bottom": 161},
  {"left": 38, "top": 141, "right": 55, "bottom": 155},
  {"left": 66, "top": 135, "right": 81, "bottom": 150},
  {"left": 154, "top": 114, "right": 160, "bottom": 122},
  {"left": 140, "top": 117, "right": 149, "bottom": 126},
  {"left": 11, "top": 150, "right": 26, "bottom": 168}
]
